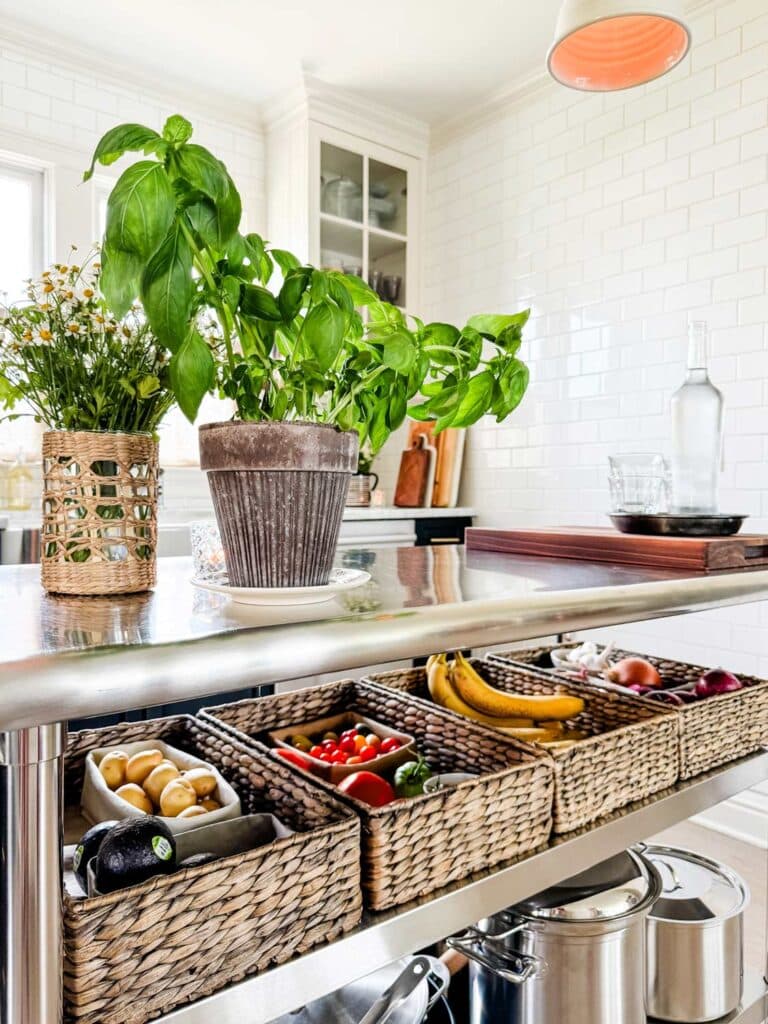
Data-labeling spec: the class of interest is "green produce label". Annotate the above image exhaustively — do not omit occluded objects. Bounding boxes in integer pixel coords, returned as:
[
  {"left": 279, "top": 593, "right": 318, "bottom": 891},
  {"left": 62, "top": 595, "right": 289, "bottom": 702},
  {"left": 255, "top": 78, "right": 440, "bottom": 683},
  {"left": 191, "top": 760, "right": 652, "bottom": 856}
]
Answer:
[
  {"left": 73, "top": 845, "right": 84, "bottom": 872},
  {"left": 152, "top": 836, "right": 173, "bottom": 862}
]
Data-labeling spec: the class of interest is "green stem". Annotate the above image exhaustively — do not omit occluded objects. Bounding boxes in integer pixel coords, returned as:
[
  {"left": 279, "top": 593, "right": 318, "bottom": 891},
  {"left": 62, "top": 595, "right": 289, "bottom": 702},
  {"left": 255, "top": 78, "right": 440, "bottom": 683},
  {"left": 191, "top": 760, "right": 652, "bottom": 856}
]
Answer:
[{"left": 179, "top": 217, "right": 236, "bottom": 377}]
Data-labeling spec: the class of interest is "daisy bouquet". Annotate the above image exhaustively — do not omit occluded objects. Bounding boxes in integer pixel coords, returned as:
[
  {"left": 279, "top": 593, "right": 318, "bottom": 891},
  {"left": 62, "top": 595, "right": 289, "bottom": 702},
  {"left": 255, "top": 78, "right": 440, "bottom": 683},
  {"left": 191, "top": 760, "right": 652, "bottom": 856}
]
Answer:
[{"left": 0, "top": 249, "right": 174, "bottom": 434}]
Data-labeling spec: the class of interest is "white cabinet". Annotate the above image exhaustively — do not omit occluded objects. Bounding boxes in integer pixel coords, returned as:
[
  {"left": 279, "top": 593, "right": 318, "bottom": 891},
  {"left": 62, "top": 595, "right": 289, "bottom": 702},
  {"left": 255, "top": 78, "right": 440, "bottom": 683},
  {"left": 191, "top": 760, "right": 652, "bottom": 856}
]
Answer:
[{"left": 265, "top": 76, "right": 427, "bottom": 314}]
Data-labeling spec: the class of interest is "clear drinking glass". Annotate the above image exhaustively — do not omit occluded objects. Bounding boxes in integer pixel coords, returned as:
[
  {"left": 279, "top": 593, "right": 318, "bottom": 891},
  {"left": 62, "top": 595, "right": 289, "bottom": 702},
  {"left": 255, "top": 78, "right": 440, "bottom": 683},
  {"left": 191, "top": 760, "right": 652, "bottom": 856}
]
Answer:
[
  {"left": 191, "top": 520, "right": 226, "bottom": 580},
  {"left": 608, "top": 453, "right": 670, "bottom": 514}
]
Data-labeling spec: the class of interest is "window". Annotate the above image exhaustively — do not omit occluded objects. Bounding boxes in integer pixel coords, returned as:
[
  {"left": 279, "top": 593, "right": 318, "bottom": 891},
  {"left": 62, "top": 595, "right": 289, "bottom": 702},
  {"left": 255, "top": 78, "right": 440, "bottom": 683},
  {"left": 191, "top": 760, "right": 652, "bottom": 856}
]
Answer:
[{"left": 0, "top": 159, "right": 44, "bottom": 304}]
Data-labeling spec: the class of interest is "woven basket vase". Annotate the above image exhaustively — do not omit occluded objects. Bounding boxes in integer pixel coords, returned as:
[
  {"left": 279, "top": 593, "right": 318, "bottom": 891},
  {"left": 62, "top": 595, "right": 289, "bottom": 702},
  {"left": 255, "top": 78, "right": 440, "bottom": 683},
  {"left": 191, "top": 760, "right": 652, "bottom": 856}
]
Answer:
[{"left": 41, "top": 430, "right": 159, "bottom": 596}]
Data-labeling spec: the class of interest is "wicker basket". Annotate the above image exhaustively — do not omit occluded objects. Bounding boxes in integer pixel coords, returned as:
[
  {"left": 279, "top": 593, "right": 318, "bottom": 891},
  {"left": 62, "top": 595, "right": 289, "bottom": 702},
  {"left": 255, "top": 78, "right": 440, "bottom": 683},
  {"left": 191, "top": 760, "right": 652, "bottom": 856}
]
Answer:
[
  {"left": 368, "top": 659, "right": 679, "bottom": 834},
  {"left": 63, "top": 714, "right": 362, "bottom": 1024},
  {"left": 492, "top": 643, "right": 768, "bottom": 780},
  {"left": 42, "top": 430, "right": 159, "bottom": 596},
  {"left": 200, "top": 679, "right": 554, "bottom": 911}
]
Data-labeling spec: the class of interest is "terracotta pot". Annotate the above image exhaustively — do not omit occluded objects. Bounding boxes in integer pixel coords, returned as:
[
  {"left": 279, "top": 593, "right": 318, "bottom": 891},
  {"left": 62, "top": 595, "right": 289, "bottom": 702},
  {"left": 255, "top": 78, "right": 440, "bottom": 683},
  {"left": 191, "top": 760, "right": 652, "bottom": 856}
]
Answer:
[{"left": 199, "top": 421, "right": 358, "bottom": 588}]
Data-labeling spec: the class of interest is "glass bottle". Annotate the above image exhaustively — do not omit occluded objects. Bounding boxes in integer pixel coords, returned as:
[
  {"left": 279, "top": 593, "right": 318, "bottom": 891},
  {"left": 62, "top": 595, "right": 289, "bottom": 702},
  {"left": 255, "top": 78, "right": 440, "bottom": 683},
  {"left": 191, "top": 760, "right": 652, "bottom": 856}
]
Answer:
[
  {"left": 670, "top": 321, "right": 724, "bottom": 514},
  {"left": 5, "top": 448, "right": 34, "bottom": 511}
]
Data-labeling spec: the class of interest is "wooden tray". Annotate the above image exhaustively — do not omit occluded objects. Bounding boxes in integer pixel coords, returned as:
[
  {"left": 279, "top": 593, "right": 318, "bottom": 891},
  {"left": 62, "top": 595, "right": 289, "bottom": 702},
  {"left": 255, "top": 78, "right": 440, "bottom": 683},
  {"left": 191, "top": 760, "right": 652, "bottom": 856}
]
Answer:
[{"left": 465, "top": 526, "right": 768, "bottom": 571}]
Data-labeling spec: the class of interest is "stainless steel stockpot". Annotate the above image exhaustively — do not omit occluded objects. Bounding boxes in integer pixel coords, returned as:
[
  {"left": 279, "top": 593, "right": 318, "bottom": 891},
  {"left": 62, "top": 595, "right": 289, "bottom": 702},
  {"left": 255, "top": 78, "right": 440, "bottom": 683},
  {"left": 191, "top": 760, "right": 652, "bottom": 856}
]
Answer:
[
  {"left": 449, "top": 848, "right": 662, "bottom": 1024},
  {"left": 645, "top": 844, "right": 749, "bottom": 1023}
]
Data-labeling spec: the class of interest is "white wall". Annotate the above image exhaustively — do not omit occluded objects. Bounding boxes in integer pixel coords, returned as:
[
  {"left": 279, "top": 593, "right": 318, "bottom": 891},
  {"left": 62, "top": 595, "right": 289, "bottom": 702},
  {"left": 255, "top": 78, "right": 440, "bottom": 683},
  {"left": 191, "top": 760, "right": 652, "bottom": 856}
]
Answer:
[
  {"left": 423, "top": 0, "right": 768, "bottom": 668},
  {"left": 0, "top": 34, "right": 266, "bottom": 471}
]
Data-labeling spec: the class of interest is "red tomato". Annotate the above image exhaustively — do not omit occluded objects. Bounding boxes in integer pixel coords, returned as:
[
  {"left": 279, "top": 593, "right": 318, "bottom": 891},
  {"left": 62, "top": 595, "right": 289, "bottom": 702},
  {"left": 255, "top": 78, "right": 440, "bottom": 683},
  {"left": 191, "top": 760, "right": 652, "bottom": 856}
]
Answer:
[
  {"left": 337, "top": 771, "right": 396, "bottom": 807},
  {"left": 331, "top": 751, "right": 348, "bottom": 764},
  {"left": 341, "top": 729, "right": 357, "bottom": 741},
  {"left": 276, "top": 748, "right": 312, "bottom": 771},
  {"left": 347, "top": 755, "right": 363, "bottom": 764},
  {"left": 359, "top": 745, "right": 377, "bottom": 762},
  {"left": 309, "top": 745, "right": 325, "bottom": 759},
  {"left": 380, "top": 737, "right": 401, "bottom": 754},
  {"left": 317, "top": 753, "right": 333, "bottom": 764},
  {"left": 322, "top": 739, "right": 338, "bottom": 751},
  {"left": 339, "top": 737, "right": 356, "bottom": 754}
]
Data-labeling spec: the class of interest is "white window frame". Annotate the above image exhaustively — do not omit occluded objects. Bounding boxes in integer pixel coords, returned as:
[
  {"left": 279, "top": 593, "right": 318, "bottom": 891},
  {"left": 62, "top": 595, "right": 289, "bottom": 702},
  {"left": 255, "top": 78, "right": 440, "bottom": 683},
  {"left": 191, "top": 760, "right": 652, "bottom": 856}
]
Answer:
[{"left": 0, "top": 147, "right": 54, "bottom": 273}]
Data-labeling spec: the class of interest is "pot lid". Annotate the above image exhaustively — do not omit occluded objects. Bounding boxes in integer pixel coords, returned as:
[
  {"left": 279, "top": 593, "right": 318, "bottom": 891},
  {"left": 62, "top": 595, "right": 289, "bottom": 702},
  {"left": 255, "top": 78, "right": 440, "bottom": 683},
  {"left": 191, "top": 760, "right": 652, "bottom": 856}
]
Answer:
[
  {"left": 515, "top": 849, "right": 659, "bottom": 921},
  {"left": 645, "top": 844, "right": 749, "bottom": 922}
]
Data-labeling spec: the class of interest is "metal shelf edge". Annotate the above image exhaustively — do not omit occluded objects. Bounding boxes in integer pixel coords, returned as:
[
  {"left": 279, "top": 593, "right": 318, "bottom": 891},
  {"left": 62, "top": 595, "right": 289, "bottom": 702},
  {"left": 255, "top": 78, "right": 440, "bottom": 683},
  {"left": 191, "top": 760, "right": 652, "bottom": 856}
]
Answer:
[{"left": 155, "top": 751, "right": 768, "bottom": 1024}]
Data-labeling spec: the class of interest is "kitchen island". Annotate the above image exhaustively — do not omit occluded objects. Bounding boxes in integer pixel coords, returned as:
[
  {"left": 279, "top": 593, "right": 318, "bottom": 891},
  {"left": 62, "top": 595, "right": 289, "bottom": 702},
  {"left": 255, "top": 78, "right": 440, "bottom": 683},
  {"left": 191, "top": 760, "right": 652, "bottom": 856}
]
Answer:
[{"left": 2, "top": 546, "right": 768, "bottom": 1024}]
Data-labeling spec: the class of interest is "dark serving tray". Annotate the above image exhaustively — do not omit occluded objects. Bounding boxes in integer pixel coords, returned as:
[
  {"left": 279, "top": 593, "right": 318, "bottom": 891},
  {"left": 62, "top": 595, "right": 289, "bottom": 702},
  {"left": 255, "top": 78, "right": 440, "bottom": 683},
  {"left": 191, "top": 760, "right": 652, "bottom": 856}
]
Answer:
[{"left": 609, "top": 513, "right": 748, "bottom": 537}]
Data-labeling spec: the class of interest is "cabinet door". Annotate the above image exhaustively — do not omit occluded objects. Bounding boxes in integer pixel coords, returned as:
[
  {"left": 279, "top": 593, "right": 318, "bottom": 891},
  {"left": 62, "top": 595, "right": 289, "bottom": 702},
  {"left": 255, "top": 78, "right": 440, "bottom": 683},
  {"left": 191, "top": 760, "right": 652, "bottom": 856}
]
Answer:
[{"left": 309, "top": 122, "right": 422, "bottom": 315}]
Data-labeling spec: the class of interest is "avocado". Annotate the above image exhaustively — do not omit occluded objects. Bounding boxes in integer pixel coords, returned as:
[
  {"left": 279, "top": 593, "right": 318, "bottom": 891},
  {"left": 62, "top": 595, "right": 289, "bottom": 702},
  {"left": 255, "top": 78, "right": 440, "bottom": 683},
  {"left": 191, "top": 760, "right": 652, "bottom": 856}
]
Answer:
[
  {"left": 73, "top": 820, "right": 118, "bottom": 895},
  {"left": 177, "top": 852, "right": 219, "bottom": 870},
  {"left": 95, "top": 817, "right": 177, "bottom": 894}
]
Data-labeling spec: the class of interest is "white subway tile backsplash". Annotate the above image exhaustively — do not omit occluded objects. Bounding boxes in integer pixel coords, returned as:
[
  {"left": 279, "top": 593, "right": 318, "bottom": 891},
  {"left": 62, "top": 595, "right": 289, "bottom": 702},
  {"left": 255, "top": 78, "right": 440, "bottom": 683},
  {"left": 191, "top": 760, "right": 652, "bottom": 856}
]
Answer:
[{"left": 424, "top": 0, "right": 768, "bottom": 670}]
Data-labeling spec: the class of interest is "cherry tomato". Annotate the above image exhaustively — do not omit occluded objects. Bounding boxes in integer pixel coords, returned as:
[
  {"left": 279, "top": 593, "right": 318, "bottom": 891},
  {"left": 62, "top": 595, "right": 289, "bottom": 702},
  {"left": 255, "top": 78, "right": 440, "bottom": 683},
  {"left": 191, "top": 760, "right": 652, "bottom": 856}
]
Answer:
[
  {"left": 353, "top": 735, "right": 367, "bottom": 752},
  {"left": 322, "top": 739, "right": 337, "bottom": 751},
  {"left": 276, "top": 748, "right": 312, "bottom": 771},
  {"left": 365, "top": 734, "right": 381, "bottom": 750},
  {"left": 341, "top": 729, "right": 357, "bottom": 742},
  {"left": 337, "top": 771, "right": 396, "bottom": 807},
  {"left": 359, "top": 745, "right": 377, "bottom": 762},
  {"left": 340, "top": 737, "right": 357, "bottom": 755},
  {"left": 380, "top": 737, "right": 401, "bottom": 754},
  {"left": 309, "top": 745, "right": 325, "bottom": 759},
  {"left": 317, "top": 753, "right": 333, "bottom": 764},
  {"left": 331, "top": 751, "right": 348, "bottom": 764},
  {"left": 347, "top": 755, "right": 363, "bottom": 764}
]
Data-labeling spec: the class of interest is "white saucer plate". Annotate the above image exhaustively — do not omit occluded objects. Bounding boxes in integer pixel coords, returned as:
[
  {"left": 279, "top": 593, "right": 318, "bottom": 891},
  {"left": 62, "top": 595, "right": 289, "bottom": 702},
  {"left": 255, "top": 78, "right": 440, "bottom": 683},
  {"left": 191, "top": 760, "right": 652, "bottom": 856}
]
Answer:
[{"left": 191, "top": 568, "right": 371, "bottom": 606}]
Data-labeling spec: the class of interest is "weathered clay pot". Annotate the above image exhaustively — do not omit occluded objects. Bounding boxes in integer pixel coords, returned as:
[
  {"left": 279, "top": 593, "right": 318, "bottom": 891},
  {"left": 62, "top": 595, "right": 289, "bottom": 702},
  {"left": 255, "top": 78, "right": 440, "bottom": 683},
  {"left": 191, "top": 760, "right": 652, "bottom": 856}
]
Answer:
[{"left": 199, "top": 421, "right": 358, "bottom": 588}]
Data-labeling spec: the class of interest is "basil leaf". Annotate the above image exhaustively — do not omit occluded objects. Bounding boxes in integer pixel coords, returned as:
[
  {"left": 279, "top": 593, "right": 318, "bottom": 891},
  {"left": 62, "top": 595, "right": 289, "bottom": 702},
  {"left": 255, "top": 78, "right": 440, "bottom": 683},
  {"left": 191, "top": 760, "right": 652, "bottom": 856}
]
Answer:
[
  {"left": 105, "top": 161, "right": 175, "bottom": 258},
  {"left": 493, "top": 359, "right": 530, "bottom": 420},
  {"left": 140, "top": 223, "right": 194, "bottom": 351},
  {"left": 241, "top": 284, "right": 282, "bottom": 321},
  {"left": 333, "top": 272, "right": 379, "bottom": 307},
  {"left": 99, "top": 245, "right": 141, "bottom": 318},
  {"left": 84, "top": 124, "right": 163, "bottom": 181},
  {"left": 174, "top": 144, "right": 230, "bottom": 204},
  {"left": 303, "top": 301, "right": 345, "bottom": 371},
  {"left": 163, "top": 114, "right": 193, "bottom": 146},
  {"left": 466, "top": 310, "right": 530, "bottom": 338},
  {"left": 382, "top": 331, "right": 415, "bottom": 374},
  {"left": 186, "top": 184, "right": 241, "bottom": 251},
  {"left": 170, "top": 330, "right": 214, "bottom": 421},
  {"left": 271, "top": 249, "right": 301, "bottom": 275},
  {"left": 447, "top": 370, "right": 495, "bottom": 428},
  {"left": 278, "top": 268, "right": 311, "bottom": 321}
]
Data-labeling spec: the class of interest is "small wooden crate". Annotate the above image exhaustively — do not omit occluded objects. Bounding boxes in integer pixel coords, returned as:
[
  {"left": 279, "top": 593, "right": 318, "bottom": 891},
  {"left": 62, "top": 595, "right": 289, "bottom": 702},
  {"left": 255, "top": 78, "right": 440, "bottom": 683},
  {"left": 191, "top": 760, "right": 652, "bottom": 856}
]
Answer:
[
  {"left": 368, "top": 659, "right": 679, "bottom": 834},
  {"left": 63, "top": 714, "right": 362, "bottom": 1024},
  {"left": 201, "top": 679, "right": 554, "bottom": 911},
  {"left": 493, "top": 643, "right": 768, "bottom": 780}
]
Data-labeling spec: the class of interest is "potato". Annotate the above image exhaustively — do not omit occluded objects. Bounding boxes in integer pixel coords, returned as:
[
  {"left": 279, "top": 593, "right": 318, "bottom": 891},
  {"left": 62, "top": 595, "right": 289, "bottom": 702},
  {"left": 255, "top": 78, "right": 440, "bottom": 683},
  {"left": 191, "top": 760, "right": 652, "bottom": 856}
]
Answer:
[
  {"left": 115, "top": 783, "right": 153, "bottom": 814},
  {"left": 143, "top": 762, "right": 180, "bottom": 806},
  {"left": 177, "top": 805, "right": 209, "bottom": 819},
  {"left": 99, "top": 751, "right": 128, "bottom": 790},
  {"left": 183, "top": 767, "right": 218, "bottom": 798},
  {"left": 200, "top": 798, "right": 221, "bottom": 812},
  {"left": 125, "top": 749, "right": 164, "bottom": 785},
  {"left": 159, "top": 778, "right": 197, "bottom": 817}
]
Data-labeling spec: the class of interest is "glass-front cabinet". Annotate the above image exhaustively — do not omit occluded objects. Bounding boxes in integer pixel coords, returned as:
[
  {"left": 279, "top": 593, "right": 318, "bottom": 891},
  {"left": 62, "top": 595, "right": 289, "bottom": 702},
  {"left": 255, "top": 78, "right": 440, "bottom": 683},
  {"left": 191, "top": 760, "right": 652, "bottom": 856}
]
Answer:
[{"left": 310, "top": 124, "right": 420, "bottom": 312}]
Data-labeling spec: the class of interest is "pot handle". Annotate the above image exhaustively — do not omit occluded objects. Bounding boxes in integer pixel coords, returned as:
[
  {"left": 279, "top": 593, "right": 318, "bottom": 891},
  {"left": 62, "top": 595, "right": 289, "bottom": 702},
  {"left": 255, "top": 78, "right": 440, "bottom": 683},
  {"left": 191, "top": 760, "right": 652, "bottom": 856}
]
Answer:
[
  {"left": 446, "top": 926, "right": 544, "bottom": 985},
  {"left": 369, "top": 473, "right": 379, "bottom": 492}
]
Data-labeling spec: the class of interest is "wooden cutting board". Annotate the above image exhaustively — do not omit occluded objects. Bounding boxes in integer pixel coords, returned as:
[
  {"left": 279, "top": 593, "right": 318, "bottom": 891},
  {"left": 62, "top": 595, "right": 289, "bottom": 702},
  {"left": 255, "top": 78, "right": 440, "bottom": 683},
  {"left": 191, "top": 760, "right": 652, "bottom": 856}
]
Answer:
[
  {"left": 465, "top": 526, "right": 768, "bottom": 571},
  {"left": 394, "top": 435, "right": 435, "bottom": 508}
]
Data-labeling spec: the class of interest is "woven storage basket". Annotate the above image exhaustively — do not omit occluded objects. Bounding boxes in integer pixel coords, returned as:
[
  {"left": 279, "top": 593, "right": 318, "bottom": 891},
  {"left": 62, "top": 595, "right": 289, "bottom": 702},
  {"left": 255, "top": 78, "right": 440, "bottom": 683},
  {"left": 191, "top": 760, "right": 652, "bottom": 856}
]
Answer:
[
  {"left": 200, "top": 679, "right": 554, "bottom": 911},
  {"left": 63, "top": 714, "right": 362, "bottom": 1024},
  {"left": 368, "top": 659, "right": 679, "bottom": 834},
  {"left": 42, "top": 430, "right": 159, "bottom": 596},
  {"left": 492, "top": 643, "right": 768, "bottom": 780}
]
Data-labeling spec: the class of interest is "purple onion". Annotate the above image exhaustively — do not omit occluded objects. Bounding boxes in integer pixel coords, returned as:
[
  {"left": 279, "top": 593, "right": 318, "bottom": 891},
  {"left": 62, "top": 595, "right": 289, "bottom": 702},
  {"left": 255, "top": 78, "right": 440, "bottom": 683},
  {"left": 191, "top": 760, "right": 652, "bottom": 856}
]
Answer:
[{"left": 695, "top": 668, "right": 743, "bottom": 698}]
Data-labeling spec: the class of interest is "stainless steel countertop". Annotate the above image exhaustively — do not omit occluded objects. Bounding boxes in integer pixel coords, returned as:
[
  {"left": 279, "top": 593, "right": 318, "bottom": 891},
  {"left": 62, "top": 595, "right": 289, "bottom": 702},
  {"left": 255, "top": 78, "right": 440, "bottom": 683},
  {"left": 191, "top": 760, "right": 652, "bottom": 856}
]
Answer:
[{"left": 2, "top": 546, "right": 768, "bottom": 729}]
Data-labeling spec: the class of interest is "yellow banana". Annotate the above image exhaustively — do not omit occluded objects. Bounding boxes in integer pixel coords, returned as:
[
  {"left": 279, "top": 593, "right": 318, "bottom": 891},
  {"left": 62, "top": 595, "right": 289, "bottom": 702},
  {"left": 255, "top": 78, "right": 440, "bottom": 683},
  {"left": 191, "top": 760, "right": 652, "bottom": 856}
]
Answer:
[
  {"left": 497, "top": 726, "right": 562, "bottom": 742},
  {"left": 426, "top": 654, "right": 534, "bottom": 729},
  {"left": 452, "top": 653, "right": 585, "bottom": 722}
]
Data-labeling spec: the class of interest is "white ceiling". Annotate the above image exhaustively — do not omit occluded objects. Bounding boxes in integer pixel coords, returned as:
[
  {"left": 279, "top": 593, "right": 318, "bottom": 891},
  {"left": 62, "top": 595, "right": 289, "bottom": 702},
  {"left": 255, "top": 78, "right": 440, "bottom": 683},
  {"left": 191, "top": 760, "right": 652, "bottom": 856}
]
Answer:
[{"left": 0, "top": 0, "right": 563, "bottom": 124}]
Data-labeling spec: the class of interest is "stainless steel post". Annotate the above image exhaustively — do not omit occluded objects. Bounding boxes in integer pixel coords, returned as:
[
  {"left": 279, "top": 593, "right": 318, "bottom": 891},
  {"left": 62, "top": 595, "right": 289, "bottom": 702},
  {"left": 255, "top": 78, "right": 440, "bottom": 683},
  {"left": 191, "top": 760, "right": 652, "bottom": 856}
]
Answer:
[{"left": 1, "top": 723, "right": 65, "bottom": 1024}]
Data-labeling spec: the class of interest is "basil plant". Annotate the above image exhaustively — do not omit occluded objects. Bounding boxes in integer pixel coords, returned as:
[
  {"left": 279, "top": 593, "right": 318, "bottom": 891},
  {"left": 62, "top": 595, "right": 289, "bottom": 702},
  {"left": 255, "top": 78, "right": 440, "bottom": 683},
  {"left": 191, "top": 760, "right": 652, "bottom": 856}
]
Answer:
[{"left": 86, "top": 114, "right": 530, "bottom": 455}]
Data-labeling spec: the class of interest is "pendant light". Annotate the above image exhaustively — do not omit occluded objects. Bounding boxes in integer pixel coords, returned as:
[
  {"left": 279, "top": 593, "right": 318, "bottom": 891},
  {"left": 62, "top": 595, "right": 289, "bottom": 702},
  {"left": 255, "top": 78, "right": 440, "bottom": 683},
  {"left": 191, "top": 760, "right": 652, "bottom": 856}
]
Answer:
[{"left": 547, "top": 0, "right": 691, "bottom": 91}]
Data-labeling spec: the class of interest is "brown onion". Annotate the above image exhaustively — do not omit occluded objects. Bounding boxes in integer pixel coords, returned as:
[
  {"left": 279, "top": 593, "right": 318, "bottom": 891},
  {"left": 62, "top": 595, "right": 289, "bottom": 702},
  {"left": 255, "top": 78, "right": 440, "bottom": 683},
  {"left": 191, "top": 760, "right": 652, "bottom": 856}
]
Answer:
[{"left": 606, "top": 657, "right": 662, "bottom": 689}]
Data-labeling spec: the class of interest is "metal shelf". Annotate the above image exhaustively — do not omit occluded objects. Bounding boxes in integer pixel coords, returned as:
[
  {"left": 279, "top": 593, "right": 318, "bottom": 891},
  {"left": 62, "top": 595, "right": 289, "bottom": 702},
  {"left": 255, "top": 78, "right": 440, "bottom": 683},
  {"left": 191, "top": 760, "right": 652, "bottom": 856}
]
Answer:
[{"left": 155, "top": 750, "right": 768, "bottom": 1023}]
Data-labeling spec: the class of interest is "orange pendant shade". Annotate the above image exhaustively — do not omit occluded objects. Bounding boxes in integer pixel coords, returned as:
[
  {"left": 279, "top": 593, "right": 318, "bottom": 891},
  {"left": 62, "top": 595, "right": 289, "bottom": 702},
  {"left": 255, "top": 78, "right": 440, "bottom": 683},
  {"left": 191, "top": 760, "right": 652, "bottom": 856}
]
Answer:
[{"left": 548, "top": 2, "right": 691, "bottom": 91}]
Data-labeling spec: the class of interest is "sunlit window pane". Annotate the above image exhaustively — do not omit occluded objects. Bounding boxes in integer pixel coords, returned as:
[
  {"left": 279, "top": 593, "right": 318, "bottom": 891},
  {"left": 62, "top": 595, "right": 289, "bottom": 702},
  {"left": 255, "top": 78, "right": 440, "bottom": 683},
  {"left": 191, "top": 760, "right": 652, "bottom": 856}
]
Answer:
[{"left": 0, "top": 163, "right": 43, "bottom": 304}]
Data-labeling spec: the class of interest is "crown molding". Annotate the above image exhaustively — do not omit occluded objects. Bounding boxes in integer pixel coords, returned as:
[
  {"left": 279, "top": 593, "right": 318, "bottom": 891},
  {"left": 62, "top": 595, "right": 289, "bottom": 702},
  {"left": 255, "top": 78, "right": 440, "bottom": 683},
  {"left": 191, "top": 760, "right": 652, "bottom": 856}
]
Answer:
[
  {"left": 0, "top": 18, "right": 263, "bottom": 135},
  {"left": 263, "top": 74, "right": 430, "bottom": 157},
  {"left": 430, "top": 0, "right": 717, "bottom": 151}
]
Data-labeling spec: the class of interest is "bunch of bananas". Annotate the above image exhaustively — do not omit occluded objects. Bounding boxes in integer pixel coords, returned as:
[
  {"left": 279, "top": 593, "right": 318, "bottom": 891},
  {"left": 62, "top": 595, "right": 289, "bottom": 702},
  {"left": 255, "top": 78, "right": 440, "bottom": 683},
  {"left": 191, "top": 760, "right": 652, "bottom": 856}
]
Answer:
[{"left": 426, "top": 653, "right": 587, "bottom": 750}]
